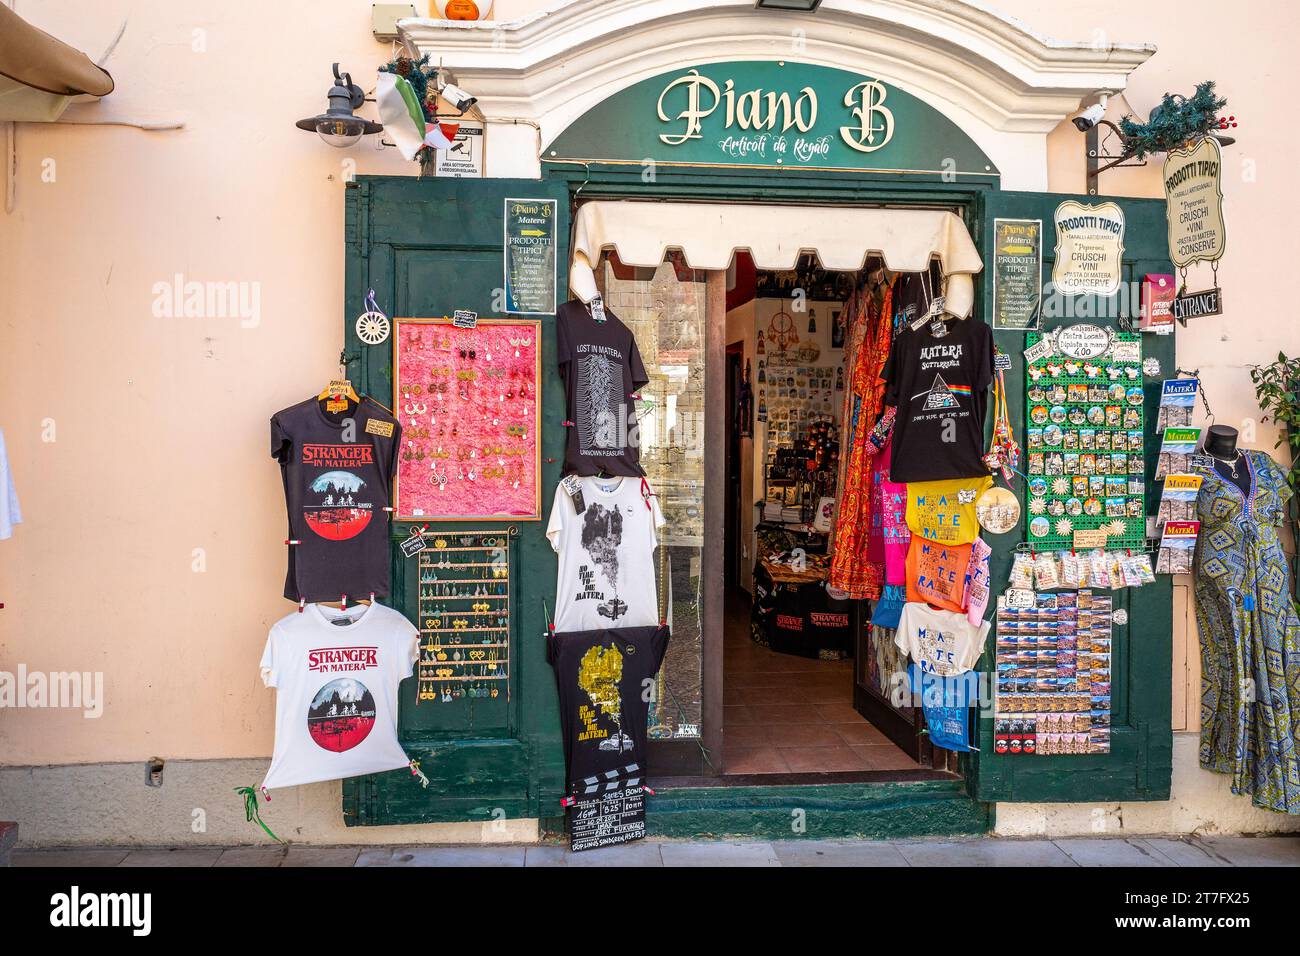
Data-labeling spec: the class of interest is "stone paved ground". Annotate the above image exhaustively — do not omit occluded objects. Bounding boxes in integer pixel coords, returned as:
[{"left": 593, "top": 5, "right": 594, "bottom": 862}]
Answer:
[{"left": 10, "top": 835, "right": 1300, "bottom": 867}]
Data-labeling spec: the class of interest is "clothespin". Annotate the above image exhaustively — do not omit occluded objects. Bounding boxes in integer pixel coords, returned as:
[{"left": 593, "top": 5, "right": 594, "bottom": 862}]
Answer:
[
  {"left": 643, "top": 786, "right": 656, "bottom": 796},
  {"left": 261, "top": 786, "right": 270, "bottom": 802},
  {"left": 383, "top": 506, "right": 395, "bottom": 513},
  {"left": 285, "top": 539, "right": 301, "bottom": 546},
  {"left": 369, "top": 591, "right": 376, "bottom": 603},
  {"left": 298, "top": 598, "right": 306, "bottom": 614},
  {"left": 561, "top": 420, "right": 574, "bottom": 427},
  {"left": 543, "top": 457, "right": 558, "bottom": 463},
  {"left": 341, "top": 593, "right": 348, "bottom": 609}
]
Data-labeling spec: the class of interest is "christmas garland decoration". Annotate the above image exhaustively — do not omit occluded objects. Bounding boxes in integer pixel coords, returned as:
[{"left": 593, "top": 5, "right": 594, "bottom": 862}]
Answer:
[
  {"left": 379, "top": 53, "right": 438, "bottom": 124},
  {"left": 1117, "top": 81, "right": 1227, "bottom": 160}
]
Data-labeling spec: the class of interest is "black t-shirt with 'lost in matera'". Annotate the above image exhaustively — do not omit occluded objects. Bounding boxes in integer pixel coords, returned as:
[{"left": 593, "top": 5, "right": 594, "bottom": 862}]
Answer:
[
  {"left": 556, "top": 299, "right": 649, "bottom": 477},
  {"left": 547, "top": 625, "right": 670, "bottom": 797},
  {"left": 882, "top": 317, "right": 994, "bottom": 483},
  {"left": 271, "top": 395, "right": 401, "bottom": 602}
]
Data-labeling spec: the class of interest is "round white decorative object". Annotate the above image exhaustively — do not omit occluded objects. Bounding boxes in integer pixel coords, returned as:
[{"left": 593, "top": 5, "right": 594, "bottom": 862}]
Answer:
[
  {"left": 1143, "top": 357, "right": 1161, "bottom": 377},
  {"left": 1112, "top": 608, "right": 1129, "bottom": 626},
  {"left": 355, "top": 310, "right": 391, "bottom": 345},
  {"left": 976, "top": 486, "right": 1021, "bottom": 534}
]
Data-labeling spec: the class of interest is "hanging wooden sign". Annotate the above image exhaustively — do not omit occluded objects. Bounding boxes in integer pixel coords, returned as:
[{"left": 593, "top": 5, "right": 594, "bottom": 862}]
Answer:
[
  {"left": 1173, "top": 286, "right": 1223, "bottom": 324},
  {"left": 1163, "top": 136, "right": 1226, "bottom": 269}
]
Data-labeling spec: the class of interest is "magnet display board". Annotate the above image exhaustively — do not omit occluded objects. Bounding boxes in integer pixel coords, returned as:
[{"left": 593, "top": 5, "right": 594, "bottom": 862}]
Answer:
[{"left": 393, "top": 318, "right": 541, "bottom": 520}]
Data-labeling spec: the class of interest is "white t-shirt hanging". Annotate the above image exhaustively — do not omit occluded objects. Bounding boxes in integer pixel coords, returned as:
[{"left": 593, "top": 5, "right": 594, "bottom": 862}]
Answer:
[
  {"left": 0, "top": 428, "right": 21, "bottom": 540},
  {"left": 894, "top": 602, "right": 989, "bottom": 677},
  {"left": 259, "top": 601, "right": 419, "bottom": 792},
  {"left": 546, "top": 476, "right": 665, "bottom": 631}
]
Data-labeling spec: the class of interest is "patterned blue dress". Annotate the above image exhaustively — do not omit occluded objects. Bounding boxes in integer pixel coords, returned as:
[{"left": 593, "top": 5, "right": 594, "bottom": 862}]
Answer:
[{"left": 1192, "top": 450, "right": 1300, "bottom": 814}]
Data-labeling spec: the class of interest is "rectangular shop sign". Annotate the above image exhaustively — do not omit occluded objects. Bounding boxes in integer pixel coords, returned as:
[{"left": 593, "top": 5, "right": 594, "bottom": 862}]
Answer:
[
  {"left": 992, "top": 218, "right": 1043, "bottom": 330},
  {"left": 503, "top": 197, "right": 558, "bottom": 315},
  {"left": 1051, "top": 200, "right": 1125, "bottom": 297}
]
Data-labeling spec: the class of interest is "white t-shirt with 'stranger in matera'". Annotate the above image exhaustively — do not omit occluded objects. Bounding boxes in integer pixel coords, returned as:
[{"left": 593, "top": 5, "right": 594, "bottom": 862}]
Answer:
[
  {"left": 546, "top": 476, "right": 665, "bottom": 632},
  {"left": 260, "top": 601, "right": 418, "bottom": 792}
]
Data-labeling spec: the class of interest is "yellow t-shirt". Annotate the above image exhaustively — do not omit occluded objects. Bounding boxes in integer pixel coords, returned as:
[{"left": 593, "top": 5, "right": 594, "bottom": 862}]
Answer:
[{"left": 904, "top": 475, "right": 993, "bottom": 546}]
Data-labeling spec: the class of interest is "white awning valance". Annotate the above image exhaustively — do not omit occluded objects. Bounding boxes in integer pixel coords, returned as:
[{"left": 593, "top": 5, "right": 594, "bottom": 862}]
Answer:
[{"left": 570, "top": 201, "right": 983, "bottom": 316}]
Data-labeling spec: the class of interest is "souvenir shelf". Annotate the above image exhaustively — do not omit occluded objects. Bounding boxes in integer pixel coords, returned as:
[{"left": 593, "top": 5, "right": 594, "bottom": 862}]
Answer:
[
  {"left": 415, "top": 529, "right": 513, "bottom": 704},
  {"left": 1023, "top": 331, "right": 1146, "bottom": 550}
]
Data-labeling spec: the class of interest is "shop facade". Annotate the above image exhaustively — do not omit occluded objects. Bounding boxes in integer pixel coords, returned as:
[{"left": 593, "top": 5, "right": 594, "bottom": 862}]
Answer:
[{"left": 2, "top": 0, "right": 1299, "bottom": 845}]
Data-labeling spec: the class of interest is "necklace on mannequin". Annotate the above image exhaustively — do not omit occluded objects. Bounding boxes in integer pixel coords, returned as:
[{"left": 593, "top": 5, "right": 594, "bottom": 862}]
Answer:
[{"left": 1210, "top": 448, "right": 1243, "bottom": 479}]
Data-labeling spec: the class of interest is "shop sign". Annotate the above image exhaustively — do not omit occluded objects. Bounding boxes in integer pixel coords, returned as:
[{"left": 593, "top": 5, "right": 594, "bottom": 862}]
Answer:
[
  {"left": 1163, "top": 136, "right": 1226, "bottom": 268},
  {"left": 503, "top": 198, "right": 557, "bottom": 315},
  {"left": 546, "top": 61, "right": 998, "bottom": 176},
  {"left": 1173, "top": 286, "right": 1223, "bottom": 324},
  {"left": 1051, "top": 201, "right": 1125, "bottom": 296},
  {"left": 992, "top": 218, "right": 1043, "bottom": 330},
  {"left": 1054, "top": 323, "right": 1113, "bottom": 360},
  {"left": 435, "top": 121, "right": 485, "bottom": 178}
]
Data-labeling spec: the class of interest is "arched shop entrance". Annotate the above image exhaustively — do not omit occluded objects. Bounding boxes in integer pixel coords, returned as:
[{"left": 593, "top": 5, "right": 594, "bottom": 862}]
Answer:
[{"left": 341, "top": 1, "right": 1172, "bottom": 837}]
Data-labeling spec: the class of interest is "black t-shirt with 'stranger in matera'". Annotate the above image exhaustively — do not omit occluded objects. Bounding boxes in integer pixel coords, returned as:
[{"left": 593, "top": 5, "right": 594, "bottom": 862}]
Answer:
[
  {"left": 271, "top": 395, "right": 401, "bottom": 602},
  {"left": 556, "top": 299, "right": 649, "bottom": 477},
  {"left": 882, "top": 317, "right": 995, "bottom": 483},
  {"left": 547, "top": 625, "right": 671, "bottom": 797}
]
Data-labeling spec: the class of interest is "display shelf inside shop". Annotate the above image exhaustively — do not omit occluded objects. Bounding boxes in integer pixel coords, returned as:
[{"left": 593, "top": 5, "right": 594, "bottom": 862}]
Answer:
[{"left": 415, "top": 529, "right": 514, "bottom": 704}]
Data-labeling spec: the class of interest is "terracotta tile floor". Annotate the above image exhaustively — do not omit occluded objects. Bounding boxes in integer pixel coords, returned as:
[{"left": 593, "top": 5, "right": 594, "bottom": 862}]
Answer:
[{"left": 724, "top": 598, "right": 920, "bottom": 775}]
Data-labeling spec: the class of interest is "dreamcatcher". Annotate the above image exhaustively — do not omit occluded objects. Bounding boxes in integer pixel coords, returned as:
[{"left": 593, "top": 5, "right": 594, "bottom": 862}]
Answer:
[{"left": 765, "top": 307, "right": 799, "bottom": 351}]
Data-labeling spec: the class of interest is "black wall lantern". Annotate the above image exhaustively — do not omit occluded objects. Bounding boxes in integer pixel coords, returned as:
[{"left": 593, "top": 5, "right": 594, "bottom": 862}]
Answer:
[{"left": 296, "top": 63, "right": 383, "bottom": 148}]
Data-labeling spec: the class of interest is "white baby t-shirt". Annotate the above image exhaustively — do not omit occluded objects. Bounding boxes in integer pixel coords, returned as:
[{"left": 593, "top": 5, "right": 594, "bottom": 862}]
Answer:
[
  {"left": 260, "top": 601, "right": 418, "bottom": 792},
  {"left": 546, "top": 476, "right": 665, "bottom": 632},
  {"left": 894, "top": 601, "right": 990, "bottom": 677}
]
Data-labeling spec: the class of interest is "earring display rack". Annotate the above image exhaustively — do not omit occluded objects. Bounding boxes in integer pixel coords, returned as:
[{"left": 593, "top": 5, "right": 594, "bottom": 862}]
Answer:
[{"left": 416, "top": 530, "right": 514, "bottom": 704}]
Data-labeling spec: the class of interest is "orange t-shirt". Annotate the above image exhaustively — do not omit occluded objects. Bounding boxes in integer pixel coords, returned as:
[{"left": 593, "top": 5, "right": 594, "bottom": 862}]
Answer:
[{"left": 905, "top": 537, "right": 972, "bottom": 613}]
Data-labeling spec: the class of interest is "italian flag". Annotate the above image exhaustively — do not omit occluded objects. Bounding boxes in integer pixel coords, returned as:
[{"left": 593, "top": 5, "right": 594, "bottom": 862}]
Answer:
[{"left": 375, "top": 72, "right": 459, "bottom": 160}]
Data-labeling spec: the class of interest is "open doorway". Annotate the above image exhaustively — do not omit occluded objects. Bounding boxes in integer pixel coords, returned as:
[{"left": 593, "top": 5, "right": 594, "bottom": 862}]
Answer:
[{"left": 721, "top": 253, "right": 954, "bottom": 778}]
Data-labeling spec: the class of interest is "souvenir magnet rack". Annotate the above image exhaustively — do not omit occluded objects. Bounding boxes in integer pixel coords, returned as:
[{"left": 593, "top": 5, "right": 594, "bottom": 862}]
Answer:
[{"left": 416, "top": 528, "right": 515, "bottom": 704}]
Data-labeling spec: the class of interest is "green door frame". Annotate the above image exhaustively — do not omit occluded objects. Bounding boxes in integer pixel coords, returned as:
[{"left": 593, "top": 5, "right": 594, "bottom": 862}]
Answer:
[{"left": 538, "top": 161, "right": 1000, "bottom": 781}]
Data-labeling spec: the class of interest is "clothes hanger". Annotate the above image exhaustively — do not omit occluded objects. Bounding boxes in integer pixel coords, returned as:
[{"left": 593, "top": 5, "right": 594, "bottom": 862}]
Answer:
[{"left": 318, "top": 350, "right": 361, "bottom": 405}]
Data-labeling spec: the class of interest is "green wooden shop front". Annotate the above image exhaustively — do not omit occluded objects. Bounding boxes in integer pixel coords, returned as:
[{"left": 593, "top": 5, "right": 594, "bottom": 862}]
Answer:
[{"left": 339, "top": 65, "right": 1174, "bottom": 835}]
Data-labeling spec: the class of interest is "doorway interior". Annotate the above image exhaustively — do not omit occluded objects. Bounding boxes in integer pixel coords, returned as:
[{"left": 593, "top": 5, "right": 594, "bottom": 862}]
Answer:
[{"left": 721, "top": 253, "right": 956, "bottom": 778}]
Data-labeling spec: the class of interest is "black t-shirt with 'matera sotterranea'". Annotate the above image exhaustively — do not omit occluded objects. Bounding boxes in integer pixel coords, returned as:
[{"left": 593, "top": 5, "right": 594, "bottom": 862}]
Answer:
[{"left": 882, "top": 317, "right": 994, "bottom": 483}]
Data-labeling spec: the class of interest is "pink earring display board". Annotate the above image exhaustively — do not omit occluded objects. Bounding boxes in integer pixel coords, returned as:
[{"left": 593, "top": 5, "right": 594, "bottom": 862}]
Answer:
[{"left": 393, "top": 318, "right": 541, "bottom": 521}]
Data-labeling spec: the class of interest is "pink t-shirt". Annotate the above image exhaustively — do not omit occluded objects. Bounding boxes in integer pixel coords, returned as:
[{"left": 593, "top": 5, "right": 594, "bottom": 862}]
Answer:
[
  {"left": 964, "top": 537, "right": 992, "bottom": 627},
  {"left": 877, "top": 440, "right": 910, "bottom": 585}
]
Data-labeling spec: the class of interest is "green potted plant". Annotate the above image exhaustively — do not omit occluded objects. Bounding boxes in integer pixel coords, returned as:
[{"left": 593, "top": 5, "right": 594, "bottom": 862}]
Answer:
[{"left": 1249, "top": 352, "right": 1300, "bottom": 599}]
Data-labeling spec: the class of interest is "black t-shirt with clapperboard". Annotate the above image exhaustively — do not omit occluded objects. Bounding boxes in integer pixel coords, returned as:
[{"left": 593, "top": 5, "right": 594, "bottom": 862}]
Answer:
[
  {"left": 270, "top": 395, "right": 400, "bottom": 602},
  {"left": 882, "top": 316, "right": 994, "bottom": 483},
  {"left": 556, "top": 298, "right": 650, "bottom": 477},
  {"left": 547, "top": 624, "right": 670, "bottom": 849}
]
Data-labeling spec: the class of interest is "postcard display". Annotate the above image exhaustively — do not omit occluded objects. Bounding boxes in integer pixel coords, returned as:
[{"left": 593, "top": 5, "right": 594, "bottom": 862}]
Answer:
[
  {"left": 996, "top": 325, "right": 1144, "bottom": 758},
  {"left": 995, "top": 589, "right": 1113, "bottom": 756},
  {"left": 393, "top": 318, "right": 542, "bottom": 521},
  {"left": 1023, "top": 330, "right": 1146, "bottom": 550}
]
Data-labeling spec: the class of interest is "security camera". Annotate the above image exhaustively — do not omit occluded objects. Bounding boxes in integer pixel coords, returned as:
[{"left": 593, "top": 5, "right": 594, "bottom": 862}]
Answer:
[
  {"left": 440, "top": 82, "right": 478, "bottom": 113},
  {"left": 1072, "top": 102, "right": 1106, "bottom": 132}
]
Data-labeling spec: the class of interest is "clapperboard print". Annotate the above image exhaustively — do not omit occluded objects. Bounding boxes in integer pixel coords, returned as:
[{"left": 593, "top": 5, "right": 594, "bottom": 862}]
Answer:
[{"left": 576, "top": 762, "right": 641, "bottom": 797}]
